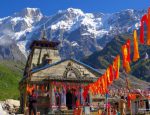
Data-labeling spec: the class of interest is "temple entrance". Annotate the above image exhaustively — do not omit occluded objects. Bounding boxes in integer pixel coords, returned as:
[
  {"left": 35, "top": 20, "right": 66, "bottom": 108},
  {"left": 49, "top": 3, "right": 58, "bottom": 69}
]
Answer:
[
  {"left": 66, "top": 90, "right": 73, "bottom": 109},
  {"left": 66, "top": 89, "right": 77, "bottom": 110}
]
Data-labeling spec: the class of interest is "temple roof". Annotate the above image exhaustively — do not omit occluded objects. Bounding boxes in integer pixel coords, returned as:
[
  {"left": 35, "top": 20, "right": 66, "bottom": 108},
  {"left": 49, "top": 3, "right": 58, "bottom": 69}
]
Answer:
[{"left": 31, "top": 58, "right": 102, "bottom": 75}]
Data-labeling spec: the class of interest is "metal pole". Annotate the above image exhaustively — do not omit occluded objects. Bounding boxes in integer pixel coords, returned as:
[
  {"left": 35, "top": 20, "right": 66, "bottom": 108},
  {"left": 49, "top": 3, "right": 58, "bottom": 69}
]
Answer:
[
  {"left": 124, "top": 70, "right": 132, "bottom": 115},
  {"left": 106, "top": 93, "right": 108, "bottom": 115}
]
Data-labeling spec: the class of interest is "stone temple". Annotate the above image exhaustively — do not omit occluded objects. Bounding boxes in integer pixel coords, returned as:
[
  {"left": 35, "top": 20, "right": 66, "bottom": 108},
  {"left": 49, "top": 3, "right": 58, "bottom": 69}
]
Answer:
[{"left": 19, "top": 36, "right": 102, "bottom": 114}]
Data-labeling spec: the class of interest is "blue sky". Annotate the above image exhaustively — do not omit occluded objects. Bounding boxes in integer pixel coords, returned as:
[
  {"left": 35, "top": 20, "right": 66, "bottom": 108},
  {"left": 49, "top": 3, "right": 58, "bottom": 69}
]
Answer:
[{"left": 0, "top": 0, "right": 150, "bottom": 18}]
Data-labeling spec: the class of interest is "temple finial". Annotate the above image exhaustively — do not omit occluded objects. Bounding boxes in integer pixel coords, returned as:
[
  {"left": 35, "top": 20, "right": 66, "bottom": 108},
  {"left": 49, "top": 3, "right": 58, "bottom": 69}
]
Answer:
[
  {"left": 50, "top": 28, "right": 53, "bottom": 41},
  {"left": 41, "top": 24, "right": 47, "bottom": 40}
]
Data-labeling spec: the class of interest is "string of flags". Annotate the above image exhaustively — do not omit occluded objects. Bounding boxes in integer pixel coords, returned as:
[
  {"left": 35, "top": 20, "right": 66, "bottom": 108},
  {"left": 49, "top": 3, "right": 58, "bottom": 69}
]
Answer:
[{"left": 83, "top": 7, "right": 150, "bottom": 100}]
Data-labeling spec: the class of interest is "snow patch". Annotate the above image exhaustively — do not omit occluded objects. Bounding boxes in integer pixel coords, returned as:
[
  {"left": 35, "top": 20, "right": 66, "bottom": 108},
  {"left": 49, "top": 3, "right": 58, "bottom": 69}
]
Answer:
[
  {"left": 71, "top": 41, "right": 79, "bottom": 46},
  {"left": 17, "top": 41, "right": 27, "bottom": 57}
]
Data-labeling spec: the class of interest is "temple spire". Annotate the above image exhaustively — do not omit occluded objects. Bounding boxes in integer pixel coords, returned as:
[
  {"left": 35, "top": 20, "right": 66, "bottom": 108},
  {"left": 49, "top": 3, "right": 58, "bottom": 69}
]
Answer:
[{"left": 41, "top": 24, "right": 47, "bottom": 40}]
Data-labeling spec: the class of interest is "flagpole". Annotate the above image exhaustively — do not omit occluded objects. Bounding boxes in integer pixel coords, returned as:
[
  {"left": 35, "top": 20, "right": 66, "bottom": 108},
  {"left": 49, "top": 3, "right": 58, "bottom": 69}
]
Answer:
[
  {"left": 124, "top": 70, "right": 132, "bottom": 115},
  {"left": 105, "top": 90, "right": 109, "bottom": 115}
]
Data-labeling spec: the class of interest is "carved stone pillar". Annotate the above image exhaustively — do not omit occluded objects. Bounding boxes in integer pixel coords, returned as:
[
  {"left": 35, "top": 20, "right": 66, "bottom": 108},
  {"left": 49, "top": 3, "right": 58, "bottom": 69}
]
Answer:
[
  {"left": 80, "top": 87, "right": 84, "bottom": 106},
  {"left": 61, "top": 87, "right": 67, "bottom": 110},
  {"left": 89, "top": 91, "right": 92, "bottom": 107},
  {"left": 50, "top": 85, "right": 57, "bottom": 111}
]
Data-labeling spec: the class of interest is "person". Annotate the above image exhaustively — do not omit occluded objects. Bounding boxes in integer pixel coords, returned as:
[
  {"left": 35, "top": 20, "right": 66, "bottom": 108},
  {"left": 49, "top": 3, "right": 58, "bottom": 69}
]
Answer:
[
  {"left": 28, "top": 90, "right": 37, "bottom": 115},
  {"left": 112, "top": 107, "right": 118, "bottom": 115},
  {"left": 119, "top": 96, "right": 126, "bottom": 115}
]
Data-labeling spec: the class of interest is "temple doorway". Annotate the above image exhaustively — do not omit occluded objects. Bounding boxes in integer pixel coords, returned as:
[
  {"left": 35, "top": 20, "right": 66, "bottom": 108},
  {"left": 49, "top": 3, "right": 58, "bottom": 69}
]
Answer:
[
  {"left": 66, "top": 90, "right": 73, "bottom": 109},
  {"left": 66, "top": 89, "right": 77, "bottom": 110}
]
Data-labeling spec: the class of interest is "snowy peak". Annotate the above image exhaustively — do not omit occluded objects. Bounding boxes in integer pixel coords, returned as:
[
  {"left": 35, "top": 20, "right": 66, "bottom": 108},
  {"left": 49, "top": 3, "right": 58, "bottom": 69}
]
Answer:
[
  {"left": 0, "top": 8, "right": 43, "bottom": 38},
  {"left": 66, "top": 8, "right": 84, "bottom": 16},
  {"left": 0, "top": 7, "right": 147, "bottom": 59},
  {"left": 50, "top": 8, "right": 105, "bottom": 37},
  {"left": 14, "top": 8, "right": 43, "bottom": 19},
  {"left": 58, "top": 8, "right": 84, "bottom": 16}
]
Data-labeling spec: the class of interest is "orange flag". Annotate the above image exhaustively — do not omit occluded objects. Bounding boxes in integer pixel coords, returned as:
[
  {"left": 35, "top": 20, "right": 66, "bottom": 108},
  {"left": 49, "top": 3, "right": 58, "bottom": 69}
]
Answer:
[
  {"left": 122, "top": 41, "right": 130, "bottom": 67},
  {"left": 90, "top": 84, "right": 94, "bottom": 95},
  {"left": 26, "top": 85, "right": 34, "bottom": 94},
  {"left": 104, "top": 73, "right": 108, "bottom": 89},
  {"left": 147, "top": 8, "right": 150, "bottom": 45},
  {"left": 106, "top": 68, "right": 111, "bottom": 86},
  {"left": 97, "top": 78, "right": 102, "bottom": 88},
  {"left": 113, "top": 55, "right": 120, "bottom": 79},
  {"left": 26, "top": 84, "right": 29, "bottom": 92},
  {"left": 97, "top": 78, "right": 102, "bottom": 94},
  {"left": 101, "top": 77, "right": 106, "bottom": 93},
  {"left": 122, "top": 44, "right": 131, "bottom": 73},
  {"left": 117, "top": 55, "right": 120, "bottom": 78},
  {"left": 133, "top": 30, "right": 140, "bottom": 62},
  {"left": 126, "top": 39, "right": 131, "bottom": 62}
]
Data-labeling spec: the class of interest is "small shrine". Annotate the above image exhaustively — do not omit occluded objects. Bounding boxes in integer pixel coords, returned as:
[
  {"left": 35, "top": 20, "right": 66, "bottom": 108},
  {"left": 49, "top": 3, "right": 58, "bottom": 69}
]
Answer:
[{"left": 19, "top": 35, "right": 102, "bottom": 114}]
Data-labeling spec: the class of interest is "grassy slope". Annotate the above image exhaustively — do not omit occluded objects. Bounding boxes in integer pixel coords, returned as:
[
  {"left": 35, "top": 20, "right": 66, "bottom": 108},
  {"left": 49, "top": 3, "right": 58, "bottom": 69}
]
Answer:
[{"left": 0, "top": 60, "right": 24, "bottom": 100}]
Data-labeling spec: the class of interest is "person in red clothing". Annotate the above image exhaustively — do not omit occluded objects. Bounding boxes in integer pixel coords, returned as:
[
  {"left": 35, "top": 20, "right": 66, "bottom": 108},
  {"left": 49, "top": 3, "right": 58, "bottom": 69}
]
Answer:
[{"left": 76, "top": 99, "right": 80, "bottom": 108}]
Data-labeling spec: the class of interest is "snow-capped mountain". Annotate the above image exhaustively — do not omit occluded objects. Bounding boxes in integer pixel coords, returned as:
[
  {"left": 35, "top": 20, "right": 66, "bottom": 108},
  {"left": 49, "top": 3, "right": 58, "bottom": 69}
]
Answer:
[{"left": 0, "top": 7, "right": 146, "bottom": 60}]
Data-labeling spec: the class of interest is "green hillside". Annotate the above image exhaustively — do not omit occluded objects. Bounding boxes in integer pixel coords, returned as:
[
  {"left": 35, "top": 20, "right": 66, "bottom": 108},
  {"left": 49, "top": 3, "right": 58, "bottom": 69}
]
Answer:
[{"left": 0, "top": 60, "right": 25, "bottom": 100}]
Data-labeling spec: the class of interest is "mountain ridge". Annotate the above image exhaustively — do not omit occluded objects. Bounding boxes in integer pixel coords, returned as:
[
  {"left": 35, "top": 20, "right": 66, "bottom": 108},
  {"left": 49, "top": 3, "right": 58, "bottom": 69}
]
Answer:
[
  {"left": 82, "top": 34, "right": 150, "bottom": 82},
  {"left": 0, "top": 7, "right": 147, "bottom": 59}
]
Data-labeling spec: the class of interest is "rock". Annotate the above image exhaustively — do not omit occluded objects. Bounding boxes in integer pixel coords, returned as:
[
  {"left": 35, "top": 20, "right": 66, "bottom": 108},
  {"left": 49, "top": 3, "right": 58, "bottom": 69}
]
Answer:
[
  {"left": 5, "top": 99, "right": 20, "bottom": 108},
  {"left": 0, "top": 102, "right": 9, "bottom": 115},
  {"left": 0, "top": 99, "right": 20, "bottom": 114}
]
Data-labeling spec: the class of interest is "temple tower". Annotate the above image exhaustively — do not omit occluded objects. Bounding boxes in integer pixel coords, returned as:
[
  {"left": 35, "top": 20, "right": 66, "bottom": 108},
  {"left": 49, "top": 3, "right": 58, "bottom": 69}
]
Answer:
[{"left": 24, "top": 32, "right": 61, "bottom": 77}]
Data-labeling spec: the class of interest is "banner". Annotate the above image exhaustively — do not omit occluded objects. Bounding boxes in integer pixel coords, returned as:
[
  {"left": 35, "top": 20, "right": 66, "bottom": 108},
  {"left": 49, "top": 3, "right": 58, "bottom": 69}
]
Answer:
[{"left": 133, "top": 30, "right": 140, "bottom": 62}]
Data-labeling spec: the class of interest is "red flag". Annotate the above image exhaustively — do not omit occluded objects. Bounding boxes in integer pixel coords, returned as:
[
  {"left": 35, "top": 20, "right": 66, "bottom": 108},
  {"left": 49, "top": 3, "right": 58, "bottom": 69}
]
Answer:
[
  {"left": 109, "top": 65, "right": 114, "bottom": 82},
  {"left": 147, "top": 8, "right": 150, "bottom": 45},
  {"left": 83, "top": 85, "right": 89, "bottom": 101},
  {"left": 127, "top": 94, "right": 131, "bottom": 108},
  {"left": 140, "top": 14, "right": 148, "bottom": 44}
]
